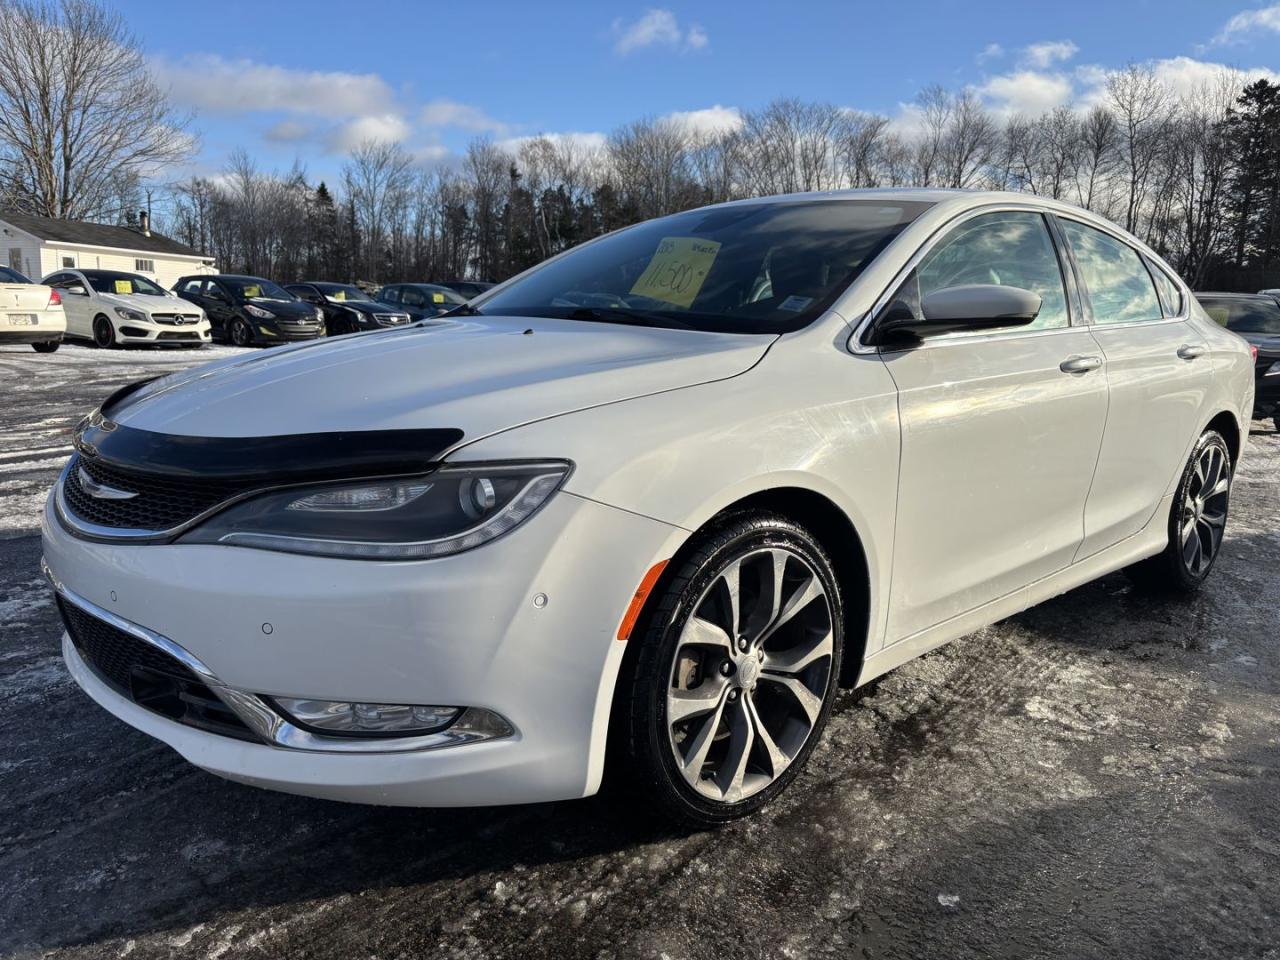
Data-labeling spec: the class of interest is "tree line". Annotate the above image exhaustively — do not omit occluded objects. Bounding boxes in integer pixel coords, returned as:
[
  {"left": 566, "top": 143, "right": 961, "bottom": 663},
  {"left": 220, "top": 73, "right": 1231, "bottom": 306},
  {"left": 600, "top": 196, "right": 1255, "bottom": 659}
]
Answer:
[{"left": 1, "top": 0, "right": 1277, "bottom": 292}]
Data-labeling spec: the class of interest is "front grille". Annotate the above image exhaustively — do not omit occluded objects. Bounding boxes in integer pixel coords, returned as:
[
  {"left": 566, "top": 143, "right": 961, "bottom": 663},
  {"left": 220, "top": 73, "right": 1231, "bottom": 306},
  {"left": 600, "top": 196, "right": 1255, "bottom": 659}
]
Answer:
[
  {"left": 150, "top": 314, "right": 202, "bottom": 326},
  {"left": 58, "top": 597, "right": 256, "bottom": 741},
  {"left": 157, "top": 331, "right": 201, "bottom": 340},
  {"left": 374, "top": 313, "right": 409, "bottom": 326},
  {"left": 63, "top": 455, "right": 247, "bottom": 531}
]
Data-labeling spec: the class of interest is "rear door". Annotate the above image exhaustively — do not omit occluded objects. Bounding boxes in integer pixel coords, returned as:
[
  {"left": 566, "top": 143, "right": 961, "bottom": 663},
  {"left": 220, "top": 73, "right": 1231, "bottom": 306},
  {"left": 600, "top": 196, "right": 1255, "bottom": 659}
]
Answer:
[
  {"left": 1055, "top": 218, "right": 1212, "bottom": 559},
  {"left": 876, "top": 208, "right": 1109, "bottom": 642}
]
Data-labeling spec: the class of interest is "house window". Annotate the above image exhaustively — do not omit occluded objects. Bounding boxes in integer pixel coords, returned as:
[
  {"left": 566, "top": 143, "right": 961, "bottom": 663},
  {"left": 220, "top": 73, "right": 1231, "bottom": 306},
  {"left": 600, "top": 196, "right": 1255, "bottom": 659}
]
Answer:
[
  {"left": 61, "top": 256, "right": 76, "bottom": 268},
  {"left": 135, "top": 258, "right": 155, "bottom": 273},
  {"left": 8, "top": 248, "right": 21, "bottom": 272}
]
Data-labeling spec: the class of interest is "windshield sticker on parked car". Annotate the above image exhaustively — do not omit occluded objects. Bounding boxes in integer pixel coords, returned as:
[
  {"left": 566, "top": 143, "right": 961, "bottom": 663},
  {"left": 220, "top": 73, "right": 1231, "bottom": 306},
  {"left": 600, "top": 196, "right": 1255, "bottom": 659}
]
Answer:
[
  {"left": 433, "top": 292, "right": 445, "bottom": 303},
  {"left": 244, "top": 284, "right": 261, "bottom": 299},
  {"left": 778, "top": 295, "right": 813, "bottom": 312},
  {"left": 332, "top": 290, "right": 346, "bottom": 301},
  {"left": 630, "top": 237, "right": 721, "bottom": 308},
  {"left": 114, "top": 280, "right": 132, "bottom": 295}
]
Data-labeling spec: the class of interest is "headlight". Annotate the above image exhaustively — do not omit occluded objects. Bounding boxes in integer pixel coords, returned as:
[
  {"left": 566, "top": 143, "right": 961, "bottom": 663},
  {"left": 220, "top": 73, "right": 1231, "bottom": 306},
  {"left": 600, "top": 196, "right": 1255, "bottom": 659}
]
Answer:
[
  {"left": 245, "top": 304, "right": 274, "bottom": 319},
  {"left": 1266, "top": 360, "right": 1280, "bottom": 376},
  {"left": 178, "top": 461, "right": 571, "bottom": 559},
  {"left": 314, "top": 307, "right": 325, "bottom": 321},
  {"left": 113, "top": 306, "right": 146, "bottom": 322}
]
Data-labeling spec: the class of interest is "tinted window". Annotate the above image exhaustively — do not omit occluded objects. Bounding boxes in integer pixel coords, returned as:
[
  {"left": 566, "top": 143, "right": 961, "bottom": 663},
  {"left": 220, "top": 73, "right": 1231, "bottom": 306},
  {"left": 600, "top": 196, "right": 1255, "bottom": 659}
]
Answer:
[
  {"left": 1197, "top": 297, "right": 1280, "bottom": 335},
  {"left": 178, "top": 278, "right": 205, "bottom": 295},
  {"left": 379, "top": 286, "right": 400, "bottom": 303},
  {"left": 1149, "top": 261, "right": 1183, "bottom": 317},
  {"left": 221, "top": 277, "right": 295, "bottom": 301},
  {"left": 888, "top": 211, "right": 1070, "bottom": 334},
  {"left": 82, "top": 270, "right": 167, "bottom": 296},
  {"left": 400, "top": 287, "right": 426, "bottom": 308},
  {"left": 0, "top": 266, "right": 31, "bottom": 283},
  {"left": 1060, "top": 220, "right": 1161, "bottom": 324},
  {"left": 478, "top": 199, "right": 932, "bottom": 334}
]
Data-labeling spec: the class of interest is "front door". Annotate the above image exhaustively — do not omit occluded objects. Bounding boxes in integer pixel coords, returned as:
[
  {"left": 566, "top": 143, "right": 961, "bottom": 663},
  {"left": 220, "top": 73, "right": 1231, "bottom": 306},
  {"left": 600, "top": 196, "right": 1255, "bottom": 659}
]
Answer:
[
  {"left": 1055, "top": 218, "right": 1214, "bottom": 558},
  {"left": 876, "top": 210, "right": 1109, "bottom": 643}
]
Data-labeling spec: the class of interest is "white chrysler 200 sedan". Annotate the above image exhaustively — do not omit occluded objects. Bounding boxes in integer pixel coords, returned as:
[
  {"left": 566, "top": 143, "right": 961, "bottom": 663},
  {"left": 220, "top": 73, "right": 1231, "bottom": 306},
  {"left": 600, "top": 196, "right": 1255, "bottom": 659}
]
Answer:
[{"left": 43, "top": 190, "right": 1255, "bottom": 826}]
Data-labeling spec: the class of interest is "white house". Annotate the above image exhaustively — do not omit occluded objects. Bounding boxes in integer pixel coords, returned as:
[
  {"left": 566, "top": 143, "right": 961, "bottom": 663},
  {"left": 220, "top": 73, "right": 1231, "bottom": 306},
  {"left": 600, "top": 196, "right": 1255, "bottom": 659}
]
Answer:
[{"left": 0, "top": 210, "right": 216, "bottom": 288}]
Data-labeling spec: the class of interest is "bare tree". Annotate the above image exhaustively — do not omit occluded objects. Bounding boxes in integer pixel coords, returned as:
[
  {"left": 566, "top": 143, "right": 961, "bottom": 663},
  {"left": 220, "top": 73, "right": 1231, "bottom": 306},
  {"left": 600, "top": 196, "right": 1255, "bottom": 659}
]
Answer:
[
  {"left": 0, "top": 0, "right": 193, "bottom": 219},
  {"left": 1108, "top": 64, "right": 1173, "bottom": 234},
  {"left": 341, "top": 140, "right": 413, "bottom": 281}
]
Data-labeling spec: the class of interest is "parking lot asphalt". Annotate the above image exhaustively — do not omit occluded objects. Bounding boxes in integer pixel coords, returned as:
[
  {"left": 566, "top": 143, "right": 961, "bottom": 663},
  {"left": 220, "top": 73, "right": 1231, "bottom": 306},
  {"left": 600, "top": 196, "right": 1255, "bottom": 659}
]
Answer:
[{"left": 2, "top": 341, "right": 1278, "bottom": 960}]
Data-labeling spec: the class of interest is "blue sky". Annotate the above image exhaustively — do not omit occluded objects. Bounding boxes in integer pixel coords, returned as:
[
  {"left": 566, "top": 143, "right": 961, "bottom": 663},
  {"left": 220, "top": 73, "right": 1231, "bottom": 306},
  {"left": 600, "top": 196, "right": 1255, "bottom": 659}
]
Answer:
[{"left": 116, "top": 0, "right": 1280, "bottom": 185}]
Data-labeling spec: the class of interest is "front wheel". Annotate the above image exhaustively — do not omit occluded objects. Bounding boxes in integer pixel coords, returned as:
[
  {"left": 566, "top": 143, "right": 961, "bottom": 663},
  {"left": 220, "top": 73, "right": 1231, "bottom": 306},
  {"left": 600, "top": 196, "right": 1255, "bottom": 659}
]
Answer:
[
  {"left": 92, "top": 316, "right": 118, "bottom": 349},
  {"left": 229, "top": 317, "right": 253, "bottom": 347},
  {"left": 32, "top": 341, "right": 60, "bottom": 353},
  {"left": 1125, "top": 430, "right": 1232, "bottom": 594},
  {"left": 620, "top": 513, "right": 843, "bottom": 827}
]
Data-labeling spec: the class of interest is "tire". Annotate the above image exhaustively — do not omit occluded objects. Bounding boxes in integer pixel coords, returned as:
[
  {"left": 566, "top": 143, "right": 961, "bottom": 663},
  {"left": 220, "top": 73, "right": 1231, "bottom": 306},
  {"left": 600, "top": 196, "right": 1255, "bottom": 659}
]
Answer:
[
  {"left": 619, "top": 512, "right": 843, "bottom": 827},
  {"left": 32, "top": 341, "right": 59, "bottom": 353},
  {"left": 1125, "top": 430, "right": 1232, "bottom": 594},
  {"left": 229, "top": 316, "right": 253, "bottom": 347},
  {"left": 92, "top": 315, "right": 117, "bottom": 349}
]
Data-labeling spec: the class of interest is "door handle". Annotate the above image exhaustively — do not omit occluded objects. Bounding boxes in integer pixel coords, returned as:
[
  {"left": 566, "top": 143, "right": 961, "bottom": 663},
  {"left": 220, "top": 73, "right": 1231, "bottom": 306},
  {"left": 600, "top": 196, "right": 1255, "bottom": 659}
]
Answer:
[
  {"left": 1177, "top": 344, "right": 1206, "bottom": 360},
  {"left": 1060, "top": 355, "right": 1103, "bottom": 374}
]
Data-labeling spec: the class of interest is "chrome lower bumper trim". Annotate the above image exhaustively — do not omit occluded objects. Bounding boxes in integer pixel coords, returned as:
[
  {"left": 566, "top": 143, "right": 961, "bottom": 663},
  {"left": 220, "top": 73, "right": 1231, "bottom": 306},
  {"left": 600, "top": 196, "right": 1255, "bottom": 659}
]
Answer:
[{"left": 43, "top": 559, "right": 516, "bottom": 754}]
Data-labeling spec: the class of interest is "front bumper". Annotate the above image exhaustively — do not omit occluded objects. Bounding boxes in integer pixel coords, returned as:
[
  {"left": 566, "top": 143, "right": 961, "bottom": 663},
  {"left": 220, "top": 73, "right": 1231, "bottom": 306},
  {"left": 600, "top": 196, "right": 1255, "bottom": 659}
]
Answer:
[
  {"left": 42, "top": 488, "right": 683, "bottom": 806},
  {"left": 254, "top": 319, "right": 324, "bottom": 342},
  {"left": 115, "top": 321, "right": 211, "bottom": 345}
]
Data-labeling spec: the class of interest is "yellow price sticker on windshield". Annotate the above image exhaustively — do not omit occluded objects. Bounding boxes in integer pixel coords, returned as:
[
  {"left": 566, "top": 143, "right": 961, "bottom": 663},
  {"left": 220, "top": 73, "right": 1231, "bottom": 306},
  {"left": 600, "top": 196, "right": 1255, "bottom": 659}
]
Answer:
[
  {"left": 630, "top": 237, "right": 720, "bottom": 308},
  {"left": 432, "top": 292, "right": 445, "bottom": 303},
  {"left": 243, "top": 284, "right": 261, "bottom": 299},
  {"left": 114, "top": 280, "right": 132, "bottom": 295},
  {"left": 333, "top": 290, "right": 346, "bottom": 301}
]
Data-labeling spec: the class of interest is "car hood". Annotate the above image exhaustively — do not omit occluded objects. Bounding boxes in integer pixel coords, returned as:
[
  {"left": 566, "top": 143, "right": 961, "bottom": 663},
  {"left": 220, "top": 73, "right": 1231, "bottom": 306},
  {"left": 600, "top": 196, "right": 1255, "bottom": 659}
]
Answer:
[
  {"left": 108, "top": 314, "right": 773, "bottom": 444},
  {"left": 100, "top": 292, "right": 195, "bottom": 314},
  {"left": 244, "top": 298, "right": 316, "bottom": 319}
]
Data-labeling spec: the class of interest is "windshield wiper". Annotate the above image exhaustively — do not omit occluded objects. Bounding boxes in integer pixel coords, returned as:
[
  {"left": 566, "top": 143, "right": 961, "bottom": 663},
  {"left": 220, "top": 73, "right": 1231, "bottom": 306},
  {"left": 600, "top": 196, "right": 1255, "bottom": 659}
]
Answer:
[{"left": 562, "top": 306, "right": 693, "bottom": 330}]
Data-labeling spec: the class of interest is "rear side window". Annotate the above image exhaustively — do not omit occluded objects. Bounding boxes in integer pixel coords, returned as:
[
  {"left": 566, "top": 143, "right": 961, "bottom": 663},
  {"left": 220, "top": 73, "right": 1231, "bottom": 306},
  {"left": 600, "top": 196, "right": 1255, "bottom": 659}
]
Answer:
[
  {"left": 889, "top": 211, "right": 1070, "bottom": 335},
  {"left": 1060, "top": 220, "right": 1162, "bottom": 325},
  {"left": 1148, "top": 261, "right": 1183, "bottom": 317}
]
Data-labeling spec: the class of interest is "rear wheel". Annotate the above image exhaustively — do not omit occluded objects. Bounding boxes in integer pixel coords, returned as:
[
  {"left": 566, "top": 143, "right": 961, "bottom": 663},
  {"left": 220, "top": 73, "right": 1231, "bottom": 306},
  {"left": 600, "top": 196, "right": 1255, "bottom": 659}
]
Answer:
[
  {"left": 1125, "top": 430, "right": 1232, "bottom": 594},
  {"left": 229, "top": 316, "right": 253, "bottom": 347},
  {"left": 32, "top": 341, "right": 59, "bottom": 353},
  {"left": 621, "top": 513, "right": 842, "bottom": 827},
  {"left": 92, "top": 316, "right": 117, "bottom": 348}
]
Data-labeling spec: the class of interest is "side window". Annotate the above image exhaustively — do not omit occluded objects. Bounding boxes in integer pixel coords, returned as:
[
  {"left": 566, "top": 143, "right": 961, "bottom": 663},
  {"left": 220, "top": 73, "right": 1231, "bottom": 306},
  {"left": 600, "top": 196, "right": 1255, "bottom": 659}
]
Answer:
[
  {"left": 1148, "top": 260, "right": 1183, "bottom": 317},
  {"left": 401, "top": 287, "right": 426, "bottom": 308},
  {"left": 179, "top": 278, "right": 205, "bottom": 295},
  {"left": 380, "top": 286, "right": 399, "bottom": 303},
  {"left": 1059, "top": 220, "right": 1161, "bottom": 325},
  {"left": 889, "top": 211, "right": 1070, "bottom": 335}
]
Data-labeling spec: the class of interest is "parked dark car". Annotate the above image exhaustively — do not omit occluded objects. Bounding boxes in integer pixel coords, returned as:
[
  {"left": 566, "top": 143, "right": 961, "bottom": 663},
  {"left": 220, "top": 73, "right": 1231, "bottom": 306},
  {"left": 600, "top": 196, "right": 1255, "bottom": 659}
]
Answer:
[
  {"left": 174, "top": 275, "right": 325, "bottom": 347},
  {"left": 1261, "top": 288, "right": 1280, "bottom": 307},
  {"left": 435, "top": 280, "right": 495, "bottom": 300},
  {"left": 376, "top": 283, "right": 468, "bottom": 320},
  {"left": 1197, "top": 291, "right": 1280, "bottom": 428},
  {"left": 285, "top": 282, "right": 411, "bottom": 336}
]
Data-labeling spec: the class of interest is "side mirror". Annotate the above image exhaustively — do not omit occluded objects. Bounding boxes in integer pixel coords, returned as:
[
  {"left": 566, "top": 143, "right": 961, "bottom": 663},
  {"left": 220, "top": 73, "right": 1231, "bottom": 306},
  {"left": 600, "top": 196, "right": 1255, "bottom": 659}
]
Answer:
[
  {"left": 66, "top": 284, "right": 87, "bottom": 296},
  {"left": 873, "top": 284, "right": 1041, "bottom": 344}
]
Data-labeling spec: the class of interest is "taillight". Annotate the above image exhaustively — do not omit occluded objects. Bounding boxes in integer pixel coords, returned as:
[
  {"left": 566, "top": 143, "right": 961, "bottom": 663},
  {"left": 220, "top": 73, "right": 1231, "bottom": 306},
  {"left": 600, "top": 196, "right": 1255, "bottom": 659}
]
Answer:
[{"left": 47, "top": 288, "right": 61, "bottom": 307}]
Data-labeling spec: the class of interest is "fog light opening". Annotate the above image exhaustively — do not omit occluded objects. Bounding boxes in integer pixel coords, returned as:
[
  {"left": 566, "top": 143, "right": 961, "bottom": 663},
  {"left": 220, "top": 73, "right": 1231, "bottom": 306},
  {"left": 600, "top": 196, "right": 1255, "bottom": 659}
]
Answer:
[{"left": 271, "top": 697, "right": 461, "bottom": 737}]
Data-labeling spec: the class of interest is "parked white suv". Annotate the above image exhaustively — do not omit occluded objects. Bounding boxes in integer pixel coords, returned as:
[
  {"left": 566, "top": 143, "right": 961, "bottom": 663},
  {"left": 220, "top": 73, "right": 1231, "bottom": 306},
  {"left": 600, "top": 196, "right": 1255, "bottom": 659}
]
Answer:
[
  {"left": 43, "top": 190, "right": 1255, "bottom": 826},
  {"left": 42, "top": 268, "right": 210, "bottom": 348}
]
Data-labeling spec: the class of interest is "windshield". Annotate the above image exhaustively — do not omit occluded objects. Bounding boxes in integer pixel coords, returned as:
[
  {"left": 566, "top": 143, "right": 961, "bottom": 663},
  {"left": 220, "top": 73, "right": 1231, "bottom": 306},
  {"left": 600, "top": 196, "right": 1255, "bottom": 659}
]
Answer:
[
  {"left": 1200, "top": 297, "right": 1280, "bottom": 335},
  {"left": 223, "top": 277, "right": 295, "bottom": 301},
  {"left": 475, "top": 199, "right": 931, "bottom": 333},
  {"left": 313, "top": 282, "right": 372, "bottom": 302},
  {"left": 0, "top": 266, "right": 32, "bottom": 283},
  {"left": 85, "top": 271, "right": 167, "bottom": 296}
]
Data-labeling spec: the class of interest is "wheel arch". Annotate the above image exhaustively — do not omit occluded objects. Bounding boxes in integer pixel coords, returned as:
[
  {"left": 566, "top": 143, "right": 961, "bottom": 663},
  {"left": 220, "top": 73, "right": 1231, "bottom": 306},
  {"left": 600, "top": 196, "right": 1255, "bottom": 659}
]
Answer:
[{"left": 1203, "top": 409, "right": 1241, "bottom": 469}]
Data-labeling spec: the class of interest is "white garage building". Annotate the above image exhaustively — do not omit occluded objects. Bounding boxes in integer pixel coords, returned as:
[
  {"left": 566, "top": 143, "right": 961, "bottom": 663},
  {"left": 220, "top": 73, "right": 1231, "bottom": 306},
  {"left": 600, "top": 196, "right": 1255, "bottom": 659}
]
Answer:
[{"left": 0, "top": 210, "right": 216, "bottom": 287}]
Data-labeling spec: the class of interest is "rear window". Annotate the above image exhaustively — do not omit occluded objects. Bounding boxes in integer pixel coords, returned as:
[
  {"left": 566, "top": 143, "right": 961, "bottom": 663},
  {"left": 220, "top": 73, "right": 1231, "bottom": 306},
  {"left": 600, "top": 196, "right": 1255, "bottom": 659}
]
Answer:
[
  {"left": 0, "top": 266, "right": 32, "bottom": 283},
  {"left": 1198, "top": 297, "right": 1280, "bottom": 335}
]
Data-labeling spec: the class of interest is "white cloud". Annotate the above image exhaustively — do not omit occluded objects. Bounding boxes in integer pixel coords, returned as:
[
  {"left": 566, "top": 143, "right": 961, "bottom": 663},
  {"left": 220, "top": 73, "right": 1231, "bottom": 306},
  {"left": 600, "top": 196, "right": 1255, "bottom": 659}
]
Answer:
[
  {"left": 977, "top": 43, "right": 1004, "bottom": 65},
  {"left": 419, "top": 99, "right": 509, "bottom": 134},
  {"left": 612, "top": 9, "right": 708, "bottom": 55},
  {"left": 151, "top": 54, "right": 395, "bottom": 118},
  {"left": 662, "top": 104, "right": 743, "bottom": 136},
  {"left": 497, "top": 131, "right": 608, "bottom": 155},
  {"left": 1210, "top": 4, "right": 1280, "bottom": 44},
  {"left": 264, "top": 119, "right": 311, "bottom": 143},
  {"left": 977, "top": 70, "right": 1075, "bottom": 117},
  {"left": 1075, "top": 57, "right": 1280, "bottom": 108},
  {"left": 1021, "top": 40, "right": 1078, "bottom": 69},
  {"left": 326, "top": 114, "right": 410, "bottom": 151}
]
